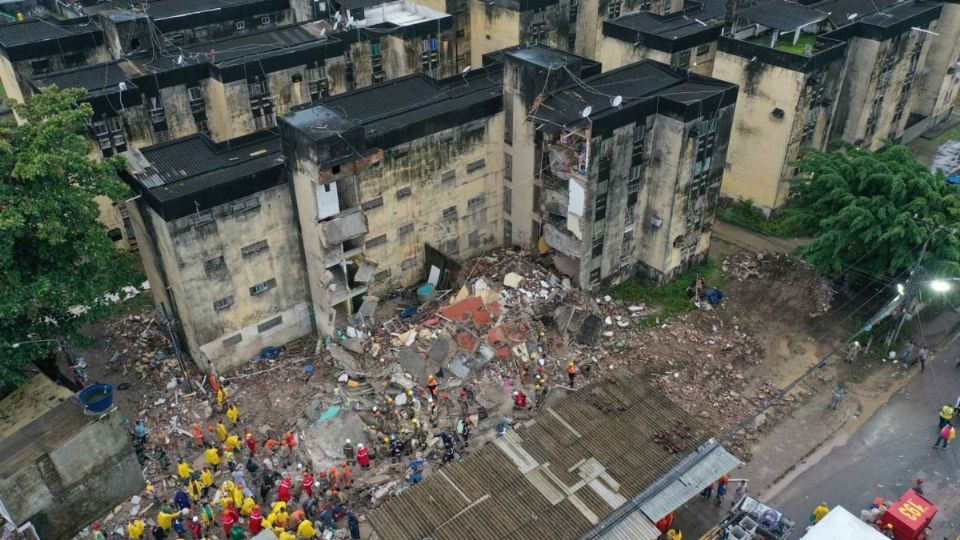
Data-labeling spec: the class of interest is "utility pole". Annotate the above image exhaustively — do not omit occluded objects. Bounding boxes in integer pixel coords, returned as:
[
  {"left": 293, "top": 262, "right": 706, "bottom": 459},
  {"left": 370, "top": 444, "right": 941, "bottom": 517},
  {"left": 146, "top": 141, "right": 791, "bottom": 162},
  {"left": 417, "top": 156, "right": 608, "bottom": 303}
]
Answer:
[{"left": 886, "top": 229, "right": 935, "bottom": 346}]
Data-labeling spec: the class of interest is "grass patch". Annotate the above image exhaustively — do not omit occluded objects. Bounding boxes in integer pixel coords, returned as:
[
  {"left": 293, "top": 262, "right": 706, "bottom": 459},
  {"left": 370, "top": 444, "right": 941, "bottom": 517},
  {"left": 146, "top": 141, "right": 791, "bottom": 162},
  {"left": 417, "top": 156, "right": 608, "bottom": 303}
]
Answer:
[
  {"left": 611, "top": 261, "right": 719, "bottom": 327},
  {"left": 717, "top": 198, "right": 795, "bottom": 238},
  {"left": 749, "top": 33, "right": 817, "bottom": 55}
]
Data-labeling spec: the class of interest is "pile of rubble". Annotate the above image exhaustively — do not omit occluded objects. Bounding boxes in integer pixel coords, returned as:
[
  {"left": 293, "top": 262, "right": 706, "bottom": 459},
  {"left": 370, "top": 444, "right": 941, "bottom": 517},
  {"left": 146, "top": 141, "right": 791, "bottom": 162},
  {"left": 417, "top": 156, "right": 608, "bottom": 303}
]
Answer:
[
  {"left": 722, "top": 252, "right": 833, "bottom": 315},
  {"left": 88, "top": 247, "right": 834, "bottom": 534}
]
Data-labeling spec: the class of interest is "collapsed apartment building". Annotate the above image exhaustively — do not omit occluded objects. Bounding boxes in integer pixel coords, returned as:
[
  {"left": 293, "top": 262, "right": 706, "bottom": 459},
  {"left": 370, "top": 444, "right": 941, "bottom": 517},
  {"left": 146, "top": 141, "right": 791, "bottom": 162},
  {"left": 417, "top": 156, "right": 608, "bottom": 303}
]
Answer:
[
  {"left": 366, "top": 373, "right": 741, "bottom": 540},
  {"left": 119, "top": 44, "right": 736, "bottom": 371}
]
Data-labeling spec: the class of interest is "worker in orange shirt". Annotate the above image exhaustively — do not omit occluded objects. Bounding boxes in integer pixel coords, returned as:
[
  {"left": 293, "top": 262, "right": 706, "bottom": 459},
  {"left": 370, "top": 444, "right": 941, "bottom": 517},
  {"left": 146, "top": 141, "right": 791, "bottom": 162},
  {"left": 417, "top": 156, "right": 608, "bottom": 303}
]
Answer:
[{"left": 567, "top": 361, "right": 577, "bottom": 388}]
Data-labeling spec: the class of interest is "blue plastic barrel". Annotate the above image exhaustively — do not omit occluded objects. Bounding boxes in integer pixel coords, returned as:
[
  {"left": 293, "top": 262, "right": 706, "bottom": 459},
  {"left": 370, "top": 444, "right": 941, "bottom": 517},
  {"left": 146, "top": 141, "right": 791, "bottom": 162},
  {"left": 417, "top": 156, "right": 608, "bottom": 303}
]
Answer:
[
  {"left": 77, "top": 383, "right": 114, "bottom": 413},
  {"left": 416, "top": 283, "right": 436, "bottom": 303}
]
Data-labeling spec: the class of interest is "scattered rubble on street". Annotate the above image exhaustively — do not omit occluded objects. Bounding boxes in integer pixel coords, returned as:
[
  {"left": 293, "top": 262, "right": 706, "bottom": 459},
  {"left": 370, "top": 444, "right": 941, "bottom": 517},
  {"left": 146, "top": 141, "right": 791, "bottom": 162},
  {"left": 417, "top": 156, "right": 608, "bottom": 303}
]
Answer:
[{"left": 84, "top": 247, "right": 836, "bottom": 536}]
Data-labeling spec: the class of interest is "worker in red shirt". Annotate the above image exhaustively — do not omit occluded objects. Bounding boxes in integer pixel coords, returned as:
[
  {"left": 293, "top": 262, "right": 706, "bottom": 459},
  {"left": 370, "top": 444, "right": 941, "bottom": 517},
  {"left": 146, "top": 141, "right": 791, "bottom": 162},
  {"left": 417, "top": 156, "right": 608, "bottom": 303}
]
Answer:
[
  {"left": 220, "top": 509, "right": 235, "bottom": 537},
  {"left": 356, "top": 443, "right": 370, "bottom": 469},
  {"left": 248, "top": 505, "right": 263, "bottom": 533},
  {"left": 278, "top": 476, "right": 292, "bottom": 503},
  {"left": 302, "top": 471, "right": 315, "bottom": 498},
  {"left": 244, "top": 430, "right": 257, "bottom": 454},
  {"left": 513, "top": 390, "right": 528, "bottom": 409}
]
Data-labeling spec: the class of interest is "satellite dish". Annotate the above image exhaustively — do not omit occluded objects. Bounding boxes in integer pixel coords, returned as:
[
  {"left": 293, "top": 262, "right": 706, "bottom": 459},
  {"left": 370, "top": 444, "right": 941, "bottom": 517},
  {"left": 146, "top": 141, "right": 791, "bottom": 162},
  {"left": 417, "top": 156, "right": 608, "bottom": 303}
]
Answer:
[
  {"left": 580, "top": 105, "right": 592, "bottom": 118},
  {"left": 176, "top": 54, "right": 185, "bottom": 66},
  {"left": 847, "top": 12, "right": 857, "bottom": 20},
  {"left": 118, "top": 82, "right": 128, "bottom": 91},
  {"left": 611, "top": 95, "right": 622, "bottom": 108},
  {"left": 461, "top": 65, "right": 471, "bottom": 74}
]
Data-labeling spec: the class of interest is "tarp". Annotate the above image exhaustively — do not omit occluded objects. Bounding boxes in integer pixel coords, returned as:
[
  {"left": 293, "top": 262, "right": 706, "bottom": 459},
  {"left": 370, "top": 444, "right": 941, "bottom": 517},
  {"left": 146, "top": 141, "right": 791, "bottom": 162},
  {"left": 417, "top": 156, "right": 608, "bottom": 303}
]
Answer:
[
  {"left": 877, "top": 490, "right": 937, "bottom": 540},
  {"left": 802, "top": 506, "right": 888, "bottom": 540}
]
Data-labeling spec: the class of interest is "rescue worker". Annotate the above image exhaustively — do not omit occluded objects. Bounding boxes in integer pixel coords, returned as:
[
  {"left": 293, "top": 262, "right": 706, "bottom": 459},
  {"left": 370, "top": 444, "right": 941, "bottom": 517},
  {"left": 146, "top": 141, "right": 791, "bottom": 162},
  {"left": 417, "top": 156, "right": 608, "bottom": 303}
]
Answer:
[
  {"left": 249, "top": 505, "right": 264, "bottom": 534},
  {"left": 348, "top": 512, "right": 361, "bottom": 539},
  {"left": 812, "top": 502, "right": 830, "bottom": 523},
  {"left": 940, "top": 403, "right": 955, "bottom": 429},
  {"left": 230, "top": 521, "right": 245, "bottom": 540},
  {"left": 427, "top": 374, "right": 439, "bottom": 397},
  {"left": 303, "top": 471, "right": 315, "bottom": 498},
  {"left": 356, "top": 442, "right": 370, "bottom": 469},
  {"left": 216, "top": 419, "right": 228, "bottom": 442},
  {"left": 342, "top": 463, "right": 354, "bottom": 489},
  {"left": 278, "top": 476, "right": 293, "bottom": 503},
  {"left": 296, "top": 517, "right": 316, "bottom": 539},
  {"left": 246, "top": 430, "right": 258, "bottom": 454},
  {"left": 192, "top": 423, "right": 206, "bottom": 447},
  {"left": 933, "top": 422, "right": 956, "bottom": 448},
  {"left": 225, "top": 433, "right": 242, "bottom": 453},
  {"left": 567, "top": 361, "right": 577, "bottom": 388},
  {"left": 201, "top": 467, "right": 215, "bottom": 496},
  {"left": 513, "top": 390, "right": 528, "bottom": 409},
  {"left": 177, "top": 459, "right": 193, "bottom": 481},
  {"left": 157, "top": 505, "right": 178, "bottom": 532},
  {"left": 216, "top": 386, "right": 228, "bottom": 413},
  {"left": 127, "top": 519, "right": 146, "bottom": 540},
  {"left": 226, "top": 403, "right": 240, "bottom": 425},
  {"left": 343, "top": 439, "right": 355, "bottom": 463}
]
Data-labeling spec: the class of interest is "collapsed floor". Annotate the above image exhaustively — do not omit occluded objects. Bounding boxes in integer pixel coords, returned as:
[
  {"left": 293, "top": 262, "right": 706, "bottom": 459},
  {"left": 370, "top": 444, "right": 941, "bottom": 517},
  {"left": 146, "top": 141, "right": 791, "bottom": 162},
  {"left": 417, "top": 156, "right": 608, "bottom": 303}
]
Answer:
[{"left": 83, "top": 248, "right": 836, "bottom": 536}]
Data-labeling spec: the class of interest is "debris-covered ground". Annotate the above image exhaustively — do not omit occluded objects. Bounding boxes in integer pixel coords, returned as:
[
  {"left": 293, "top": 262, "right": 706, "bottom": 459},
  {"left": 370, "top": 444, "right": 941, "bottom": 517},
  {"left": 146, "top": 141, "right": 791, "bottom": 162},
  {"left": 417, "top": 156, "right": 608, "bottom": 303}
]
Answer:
[{"left": 79, "top": 248, "right": 838, "bottom": 538}]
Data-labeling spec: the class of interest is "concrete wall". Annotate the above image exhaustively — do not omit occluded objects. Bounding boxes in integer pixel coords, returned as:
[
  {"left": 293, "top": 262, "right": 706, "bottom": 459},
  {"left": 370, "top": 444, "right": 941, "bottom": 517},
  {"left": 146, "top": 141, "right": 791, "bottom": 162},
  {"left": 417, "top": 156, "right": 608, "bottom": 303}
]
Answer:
[
  {"left": 0, "top": 410, "right": 144, "bottom": 540},
  {"left": 714, "top": 51, "right": 804, "bottom": 213},
  {"left": 831, "top": 28, "right": 932, "bottom": 148},
  {"left": 288, "top": 114, "right": 504, "bottom": 336},
  {"left": 598, "top": 38, "right": 716, "bottom": 76},
  {"left": 141, "top": 183, "right": 310, "bottom": 373},
  {"left": 0, "top": 44, "right": 111, "bottom": 105},
  {"left": 469, "top": 1, "right": 520, "bottom": 67},
  {"left": 914, "top": 2, "right": 960, "bottom": 125}
]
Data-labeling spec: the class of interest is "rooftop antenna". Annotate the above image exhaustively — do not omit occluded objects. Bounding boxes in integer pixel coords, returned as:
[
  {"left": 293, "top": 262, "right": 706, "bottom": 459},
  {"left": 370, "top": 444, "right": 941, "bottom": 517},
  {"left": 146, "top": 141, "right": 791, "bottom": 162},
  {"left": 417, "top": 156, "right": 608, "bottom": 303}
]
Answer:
[
  {"left": 611, "top": 95, "right": 623, "bottom": 108},
  {"left": 580, "top": 105, "right": 592, "bottom": 119},
  {"left": 693, "top": 18, "right": 708, "bottom": 26},
  {"left": 176, "top": 54, "right": 185, "bottom": 66},
  {"left": 911, "top": 26, "right": 939, "bottom": 36},
  {"left": 847, "top": 12, "right": 857, "bottom": 20}
]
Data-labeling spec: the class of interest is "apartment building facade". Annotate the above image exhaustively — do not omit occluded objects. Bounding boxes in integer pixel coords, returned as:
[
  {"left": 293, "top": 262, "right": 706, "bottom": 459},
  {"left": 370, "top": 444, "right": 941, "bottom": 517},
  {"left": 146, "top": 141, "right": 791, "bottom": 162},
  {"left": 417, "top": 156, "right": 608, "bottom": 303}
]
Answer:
[{"left": 124, "top": 132, "right": 311, "bottom": 373}]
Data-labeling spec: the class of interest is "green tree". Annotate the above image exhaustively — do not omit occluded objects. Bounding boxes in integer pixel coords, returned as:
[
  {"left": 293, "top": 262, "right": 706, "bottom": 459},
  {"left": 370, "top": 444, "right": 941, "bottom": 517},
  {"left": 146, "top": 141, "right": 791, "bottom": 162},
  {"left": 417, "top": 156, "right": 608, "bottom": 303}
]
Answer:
[
  {"left": 783, "top": 142, "right": 960, "bottom": 281},
  {"left": 0, "top": 87, "right": 139, "bottom": 389}
]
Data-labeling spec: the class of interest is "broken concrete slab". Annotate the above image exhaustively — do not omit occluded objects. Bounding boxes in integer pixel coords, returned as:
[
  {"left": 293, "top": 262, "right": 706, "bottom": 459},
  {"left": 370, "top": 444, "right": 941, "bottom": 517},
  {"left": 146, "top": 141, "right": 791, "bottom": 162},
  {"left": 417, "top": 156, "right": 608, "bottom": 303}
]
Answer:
[
  {"left": 301, "top": 409, "right": 369, "bottom": 470},
  {"left": 576, "top": 314, "right": 603, "bottom": 346},
  {"left": 427, "top": 336, "right": 451, "bottom": 363},
  {"left": 503, "top": 272, "right": 524, "bottom": 288},
  {"left": 447, "top": 352, "right": 470, "bottom": 379},
  {"left": 319, "top": 208, "right": 367, "bottom": 247},
  {"left": 328, "top": 343, "right": 362, "bottom": 373}
]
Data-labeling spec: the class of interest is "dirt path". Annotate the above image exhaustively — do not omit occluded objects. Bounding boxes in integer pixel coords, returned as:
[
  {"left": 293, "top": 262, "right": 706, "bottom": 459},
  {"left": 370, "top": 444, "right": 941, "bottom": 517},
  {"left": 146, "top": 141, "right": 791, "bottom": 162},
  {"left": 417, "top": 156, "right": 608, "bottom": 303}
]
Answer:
[{"left": 713, "top": 220, "right": 806, "bottom": 255}]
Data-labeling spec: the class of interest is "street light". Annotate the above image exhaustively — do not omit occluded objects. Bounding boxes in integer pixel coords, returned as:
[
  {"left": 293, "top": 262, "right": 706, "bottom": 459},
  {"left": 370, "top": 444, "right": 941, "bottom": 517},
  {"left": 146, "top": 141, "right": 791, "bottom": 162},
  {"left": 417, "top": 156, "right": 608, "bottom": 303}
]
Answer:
[{"left": 930, "top": 280, "right": 952, "bottom": 293}]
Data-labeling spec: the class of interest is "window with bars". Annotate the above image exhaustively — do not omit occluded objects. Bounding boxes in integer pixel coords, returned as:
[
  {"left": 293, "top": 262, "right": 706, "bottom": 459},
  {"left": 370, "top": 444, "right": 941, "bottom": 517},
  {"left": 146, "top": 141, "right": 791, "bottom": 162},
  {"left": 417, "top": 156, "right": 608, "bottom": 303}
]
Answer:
[
  {"left": 530, "top": 22, "right": 546, "bottom": 43},
  {"left": 361, "top": 197, "right": 383, "bottom": 211},
  {"left": 466, "top": 159, "right": 486, "bottom": 173},
  {"left": 504, "top": 152, "right": 513, "bottom": 180},
  {"left": 401, "top": 257, "right": 418, "bottom": 270},
  {"left": 590, "top": 267, "right": 601, "bottom": 284},
  {"left": 398, "top": 223, "right": 414, "bottom": 239},
  {"left": 446, "top": 238, "right": 459, "bottom": 255},
  {"left": 213, "top": 296, "right": 234, "bottom": 311},
  {"left": 396, "top": 186, "right": 412, "bottom": 199},
  {"left": 469, "top": 230, "right": 480, "bottom": 247},
  {"left": 467, "top": 195, "right": 486, "bottom": 213},
  {"left": 260, "top": 15, "right": 271, "bottom": 24},
  {"left": 443, "top": 206, "right": 458, "bottom": 220},
  {"left": 607, "top": 0, "right": 622, "bottom": 19},
  {"left": 504, "top": 103, "right": 513, "bottom": 144},
  {"left": 249, "top": 278, "right": 277, "bottom": 296},
  {"left": 229, "top": 196, "right": 260, "bottom": 215},
  {"left": 365, "top": 234, "right": 387, "bottom": 248},
  {"left": 241, "top": 239, "right": 269, "bottom": 258},
  {"left": 673, "top": 50, "right": 691, "bottom": 69},
  {"left": 592, "top": 236, "right": 603, "bottom": 257},
  {"left": 503, "top": 187, "right": 512, "bottom": 213},
  {"left": 148, "top": 96, "right": 166, "bottom": 125},
  {"left": 441, "top": 169, "right": 456, "bottom": 185},
  {"left": 420, "top": 34, "right": 440, "bottom": 73},
  {"left": 258, "top": 315, "right": 283, "bottom": 333},
  {"left": 371, "top": 39, "right": 385, "bottom": 82},
  {"left": 307, "top": 63, "right": 329, "bottom": 101},
  {"left": 569, "top": 0, "right": 578, "bottom": 21},
  {"left": 204, "top": 256, "right": 225, "bottom": 274},
  {"left": 223, "top": 334, "right": 242, "bottom": 346},
  {"left": 594, "top": 193, "right": 607, "bottom": 221},
  {"left": 503, "top": 219, "right": 512, "bottom": 244}
]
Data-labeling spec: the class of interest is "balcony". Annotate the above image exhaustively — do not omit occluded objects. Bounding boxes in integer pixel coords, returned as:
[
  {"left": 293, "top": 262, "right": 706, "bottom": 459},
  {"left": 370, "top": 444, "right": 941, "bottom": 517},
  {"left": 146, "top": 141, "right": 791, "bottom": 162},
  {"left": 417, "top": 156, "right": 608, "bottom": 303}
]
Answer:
[
  {"left": 319, "top": 208, "right": 367, "bottom": 248},
  {"left": 543, "top": 217, "right": 582, "bottom": 259}
]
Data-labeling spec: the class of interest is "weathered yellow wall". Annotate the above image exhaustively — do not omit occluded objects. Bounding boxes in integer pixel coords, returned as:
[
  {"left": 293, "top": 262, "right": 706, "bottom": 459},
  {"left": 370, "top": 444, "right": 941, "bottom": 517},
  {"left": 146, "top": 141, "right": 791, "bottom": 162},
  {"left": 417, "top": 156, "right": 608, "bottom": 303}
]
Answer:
[
  {"left": 145, "top": 184, "right": 311, "bottom": 373},
  {"left": 714, "top": 51, "right": 803, "bottom": 212},
  {"left": 469, "top": 1, "right": 520, "bottom": 67},
  {"left": 916, "top": 2, "right": 960, "bottom": 121}
]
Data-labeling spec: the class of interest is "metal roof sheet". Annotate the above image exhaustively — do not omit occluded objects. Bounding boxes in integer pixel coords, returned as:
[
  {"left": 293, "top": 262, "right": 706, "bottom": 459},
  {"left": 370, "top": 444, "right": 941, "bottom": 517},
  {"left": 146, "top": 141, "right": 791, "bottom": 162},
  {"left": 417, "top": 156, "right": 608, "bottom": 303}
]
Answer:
[
  {"left": 738, "top": 0, "right": 829, "bottom": 30},
  {"left": 593, "top": 510, "right": 662, "bottom": 540},
  {"left": 368, "top": 373, "right": 716, "bottom": 540},
  {"left": 638, "top": 444, "right": 741, "bottom": 522}
]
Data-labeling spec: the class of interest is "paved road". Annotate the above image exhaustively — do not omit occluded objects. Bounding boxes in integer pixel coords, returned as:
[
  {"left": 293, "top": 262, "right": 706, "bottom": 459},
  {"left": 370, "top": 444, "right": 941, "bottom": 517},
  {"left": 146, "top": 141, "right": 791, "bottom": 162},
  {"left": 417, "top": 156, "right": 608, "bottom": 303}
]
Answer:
[{"left": 770, "top": 329, "right": 960, "bottom": 538}]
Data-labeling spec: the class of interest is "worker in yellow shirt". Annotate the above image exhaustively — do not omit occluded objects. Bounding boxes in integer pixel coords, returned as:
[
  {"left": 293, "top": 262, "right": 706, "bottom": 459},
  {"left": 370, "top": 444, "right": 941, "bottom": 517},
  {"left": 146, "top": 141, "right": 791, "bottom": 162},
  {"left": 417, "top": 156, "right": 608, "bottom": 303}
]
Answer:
[
  {"left": 216, "top": 419, "right": 228, "bottom": 442},
  {"left": 296, "top": 518, "right": 316, "bottom": 539},
  {"left": 205, "top": 446, "right": 221, "bottom": 469},
  {"left": 177, "top": 459, "right": 192, "bottom": 480},
  {"left": 812, "top": 502, "right": 830, "bottom": 523},
  {"left": 127, "top": 519, "right": 145, "bottom": 540},
  {"left": 188, "top": 478, "right": 203, "bottom": 501},
  {"left": 157, "top": 506, "right": 178, "bottom": 530},
  {"left": 226, "top": 403, "right": 240, "bottom": 425},
  {"left": 276, "top": 506, "right": 290, "bottom": 529},
  {"left": 279, "top": 530, "right": 297, "bottom": 540},
  {"left": 225, "top": 433, "right": 241, "bottom": 452},
  {"left": 200, "top": 467, "right": 214, "bottom": 493},
  {"left": 241, "top": 496, "right": 256, "bottom": 516},
  {"left": 232, "top": 485, "right": 244, "bottom": 508},
  {"left": 264, "top": 511, "right": 278, "bottom": 529},
  {"left": 217, "top": 386, "right": 228, "bottom": 411}
]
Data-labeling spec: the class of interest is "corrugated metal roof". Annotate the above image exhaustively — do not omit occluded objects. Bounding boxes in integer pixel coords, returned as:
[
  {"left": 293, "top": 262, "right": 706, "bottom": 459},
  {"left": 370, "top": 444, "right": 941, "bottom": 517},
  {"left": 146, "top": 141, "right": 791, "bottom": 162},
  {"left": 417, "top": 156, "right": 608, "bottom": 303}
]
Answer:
[
  {"left": 368, "top": 373, "right": 716, "bottom": 540},
  {"left": 593, "top": 510, "right": 661, "bottom": 540},
  {"left": 638, "top": 444, "right": 741, "bottom": 522}
]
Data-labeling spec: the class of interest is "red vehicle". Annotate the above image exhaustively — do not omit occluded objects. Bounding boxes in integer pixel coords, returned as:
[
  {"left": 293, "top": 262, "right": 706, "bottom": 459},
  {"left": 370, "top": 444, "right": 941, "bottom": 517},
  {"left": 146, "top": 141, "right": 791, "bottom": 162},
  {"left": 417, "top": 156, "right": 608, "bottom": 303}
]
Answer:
[{"left": 876, "top": 490, "right": 937, "bottom": 540}]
